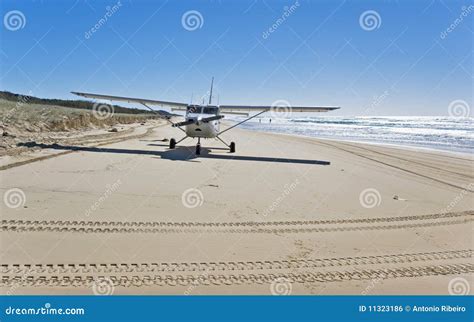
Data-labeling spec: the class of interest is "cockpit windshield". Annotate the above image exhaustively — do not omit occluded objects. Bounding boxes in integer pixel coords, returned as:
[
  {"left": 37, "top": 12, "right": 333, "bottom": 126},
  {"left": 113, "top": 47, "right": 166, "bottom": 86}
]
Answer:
[
  {"left": 186, "top": 105, "right": 200, "bottom": 114},
  {"left": 186, "top": 105, "right": 218, "bottom": 115}
]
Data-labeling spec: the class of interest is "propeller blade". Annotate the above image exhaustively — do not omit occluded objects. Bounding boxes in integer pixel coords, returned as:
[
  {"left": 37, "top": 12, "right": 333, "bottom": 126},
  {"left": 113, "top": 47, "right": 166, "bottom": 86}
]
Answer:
[
  {"left": 201, "top": 115, "right": 224, "bottom": 123},
  {"left": 172, "top": 120, "right": 195, "bottom": 127}
]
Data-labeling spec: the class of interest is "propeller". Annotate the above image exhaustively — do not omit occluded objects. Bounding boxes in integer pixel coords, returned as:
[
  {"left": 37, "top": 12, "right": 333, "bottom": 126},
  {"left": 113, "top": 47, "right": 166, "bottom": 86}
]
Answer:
[
  {"left": 171, "top": 119, "right": 195, "bottom": 127},
  {"left": 201, "top": 115, "right": 224, "bottom": 123}
]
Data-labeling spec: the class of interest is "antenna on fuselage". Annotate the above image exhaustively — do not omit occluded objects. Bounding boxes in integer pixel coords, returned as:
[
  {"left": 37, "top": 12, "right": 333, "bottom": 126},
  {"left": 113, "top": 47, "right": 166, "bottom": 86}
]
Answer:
[{"left": 208, "top": 76, "right": 214, "bottom": 105}]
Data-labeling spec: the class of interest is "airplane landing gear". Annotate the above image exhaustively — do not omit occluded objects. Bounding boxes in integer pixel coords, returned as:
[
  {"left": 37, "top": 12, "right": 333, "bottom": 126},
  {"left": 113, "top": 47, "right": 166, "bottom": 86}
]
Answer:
[
  {"left": 216, "top": 136, "right": 235, "bottom": 153},
  {"left": 196, "top": 137, "right": 201, "bottom": 155},
  {"left": 169, "top": 138, "right": 176, "bottom": 149},
  {"left": 169, "top": 136, "right": 187, "bottom": 150}
]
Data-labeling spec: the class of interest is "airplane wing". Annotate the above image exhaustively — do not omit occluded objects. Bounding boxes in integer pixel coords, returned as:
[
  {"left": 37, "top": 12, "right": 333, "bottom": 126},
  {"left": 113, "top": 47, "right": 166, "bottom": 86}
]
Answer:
[
  {"left": 71, "top": 92, "right": 188, "bottom": 109},
  {"left": 218, "top": 105, "right": 340, "bottom": 113}
]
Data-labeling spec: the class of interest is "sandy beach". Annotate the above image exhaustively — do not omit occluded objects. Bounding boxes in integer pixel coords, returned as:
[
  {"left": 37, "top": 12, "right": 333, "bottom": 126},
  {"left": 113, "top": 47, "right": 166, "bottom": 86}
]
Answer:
[{"left": 1, "top": 120, "right": 472, "bottom": 295}]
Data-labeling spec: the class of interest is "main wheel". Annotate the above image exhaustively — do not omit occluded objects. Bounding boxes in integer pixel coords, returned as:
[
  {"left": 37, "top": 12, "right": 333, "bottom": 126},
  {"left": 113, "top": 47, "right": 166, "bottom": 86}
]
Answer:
[
  {"left": 230, "top": 142, "right": 236, "bottom": 153},
  {"left": 196, "top": 144, "right": 201, "bottom": 155},
  {"left": 169, "top": 138, "right": 176, "bottom": 149}
]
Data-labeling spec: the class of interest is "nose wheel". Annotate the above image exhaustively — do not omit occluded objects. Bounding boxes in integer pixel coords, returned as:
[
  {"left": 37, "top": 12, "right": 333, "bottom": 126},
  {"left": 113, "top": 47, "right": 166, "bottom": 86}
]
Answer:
[{"left": 195, "top": 137, "right": 201, "bottom": 155}]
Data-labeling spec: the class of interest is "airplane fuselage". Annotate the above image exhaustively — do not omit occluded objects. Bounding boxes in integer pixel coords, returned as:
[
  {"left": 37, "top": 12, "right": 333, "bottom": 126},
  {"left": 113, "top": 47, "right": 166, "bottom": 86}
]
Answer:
[{"left": 184, "top": 105, "right": 220, "bottom": 138}]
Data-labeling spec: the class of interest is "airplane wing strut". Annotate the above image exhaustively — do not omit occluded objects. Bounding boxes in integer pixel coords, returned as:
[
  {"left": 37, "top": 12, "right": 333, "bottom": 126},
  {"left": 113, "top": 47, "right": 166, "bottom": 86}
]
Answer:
[{"left": 218, "top": 109, "right": 268, "bottom": 135}]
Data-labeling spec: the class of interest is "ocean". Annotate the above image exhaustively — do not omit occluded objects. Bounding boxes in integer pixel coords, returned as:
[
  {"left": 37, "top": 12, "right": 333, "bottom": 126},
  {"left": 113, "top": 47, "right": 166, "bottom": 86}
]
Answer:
[{"left": 227, "top": 116, "right": 474, "bottom": 154}]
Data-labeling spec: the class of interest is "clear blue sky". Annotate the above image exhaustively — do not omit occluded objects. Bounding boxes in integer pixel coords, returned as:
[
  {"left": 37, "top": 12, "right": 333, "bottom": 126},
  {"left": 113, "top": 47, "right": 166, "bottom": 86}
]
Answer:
[{"left": 1, "top": 0, "right": 472, "bottom": 116}]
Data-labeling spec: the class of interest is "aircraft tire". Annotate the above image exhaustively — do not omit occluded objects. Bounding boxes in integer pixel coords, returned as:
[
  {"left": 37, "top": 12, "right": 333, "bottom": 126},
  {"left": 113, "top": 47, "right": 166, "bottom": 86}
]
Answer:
[{"left": 169, "top": 138, "right": 176, "bottom": 149}]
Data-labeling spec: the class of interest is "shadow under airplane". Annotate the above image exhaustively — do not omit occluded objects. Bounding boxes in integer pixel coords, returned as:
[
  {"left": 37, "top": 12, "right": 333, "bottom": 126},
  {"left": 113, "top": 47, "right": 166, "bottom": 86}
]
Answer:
[{"left": 18, "top": 142, "right": 331, "bottom": 166}]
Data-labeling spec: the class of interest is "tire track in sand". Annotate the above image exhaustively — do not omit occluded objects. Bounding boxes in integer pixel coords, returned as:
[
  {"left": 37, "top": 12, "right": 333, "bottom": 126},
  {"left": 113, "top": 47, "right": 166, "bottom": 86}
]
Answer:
[
  {"left": 1, "top": 211, "right": 472, "bottom": 234},
  {"left": 2, "top": 249, "right": 471, "bottom": 275},
  {"left": 2, "top": 263, "right": 472, "bottom": 287}
]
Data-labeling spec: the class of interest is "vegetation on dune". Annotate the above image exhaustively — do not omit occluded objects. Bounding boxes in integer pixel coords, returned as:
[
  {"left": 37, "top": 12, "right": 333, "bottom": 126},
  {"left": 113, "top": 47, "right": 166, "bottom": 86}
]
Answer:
[{"left": 0, "top": 90, "right": 169, "bottom": 135}]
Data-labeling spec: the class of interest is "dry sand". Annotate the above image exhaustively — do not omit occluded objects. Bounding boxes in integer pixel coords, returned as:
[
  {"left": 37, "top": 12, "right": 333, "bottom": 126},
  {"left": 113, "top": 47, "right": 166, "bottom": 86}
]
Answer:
[{"left": 0, "top": 121, "right": 472, "bottom": 295}]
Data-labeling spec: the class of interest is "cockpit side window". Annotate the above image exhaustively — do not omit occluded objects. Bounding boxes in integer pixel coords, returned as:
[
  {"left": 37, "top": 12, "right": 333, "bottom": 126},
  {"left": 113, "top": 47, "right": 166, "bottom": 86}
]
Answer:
[{"left": 203, "top": 107, "right": 218, "bottom": 114}]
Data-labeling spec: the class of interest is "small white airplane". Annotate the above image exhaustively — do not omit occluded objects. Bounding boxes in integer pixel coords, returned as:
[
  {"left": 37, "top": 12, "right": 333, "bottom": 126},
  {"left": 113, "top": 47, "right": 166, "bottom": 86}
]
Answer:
[{"left": 72, "top": 78, "right": 340, "bottom": 155}]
